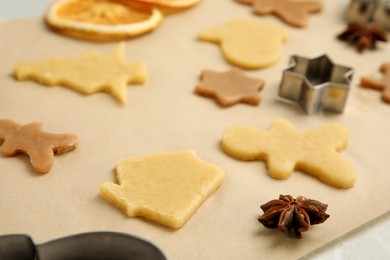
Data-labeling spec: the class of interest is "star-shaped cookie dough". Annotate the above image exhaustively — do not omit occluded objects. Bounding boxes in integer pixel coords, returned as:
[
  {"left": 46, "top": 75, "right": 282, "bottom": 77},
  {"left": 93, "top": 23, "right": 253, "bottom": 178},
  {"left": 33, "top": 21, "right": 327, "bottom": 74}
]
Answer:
[
  {"left": 195, "top": 68, "right": 265, "bottom": 107},
  {"left": 13, "top": 43, "right": 147, "bottom": 103},
  {"left": 221, "top": 119, "right": 356, "bottom": 188},
  {"left": 100, "top": 151, "right": 224, "bottom": 229},
  {"left": 361, "top": 63, "right": 390, "bottom": 104},
  {"left": 238, "top": 0, "right": 323, "bottom": 27},
  {"left": 0, "top": 119, "right": 78, "bottom": 173}
]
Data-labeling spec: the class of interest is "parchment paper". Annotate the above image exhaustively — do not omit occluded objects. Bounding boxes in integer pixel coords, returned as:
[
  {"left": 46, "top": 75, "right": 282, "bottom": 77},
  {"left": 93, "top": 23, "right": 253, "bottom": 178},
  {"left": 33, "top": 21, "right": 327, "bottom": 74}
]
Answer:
[{"left": 1, "top": 0, "right": 390, "bottom": 259}]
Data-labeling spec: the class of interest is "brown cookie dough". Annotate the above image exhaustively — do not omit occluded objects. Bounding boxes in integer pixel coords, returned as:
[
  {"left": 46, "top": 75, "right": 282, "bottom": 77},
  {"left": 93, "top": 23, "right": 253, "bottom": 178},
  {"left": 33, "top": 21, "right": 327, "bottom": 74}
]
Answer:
[
  {"left": 0, "top": 119, "right": 78, "bottom": 173},
  {"left": 238, "top": 0, "right": 323, "bottom": 27},
  {"left": 195, "top": 68, "right": 265, "bottom": 106},
  {"left": 361, "top": 63, "right": 390, "bottom": 103}
]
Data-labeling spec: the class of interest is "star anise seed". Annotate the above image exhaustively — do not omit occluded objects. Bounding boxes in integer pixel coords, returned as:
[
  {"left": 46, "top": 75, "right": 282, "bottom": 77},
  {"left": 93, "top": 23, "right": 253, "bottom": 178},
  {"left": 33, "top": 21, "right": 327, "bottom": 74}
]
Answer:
[
  {"left": 258, "top": 194, "right": 330, "bottom": 238},
  {"left": 337, "top": 22, "right": 388, "bottom": 53}
]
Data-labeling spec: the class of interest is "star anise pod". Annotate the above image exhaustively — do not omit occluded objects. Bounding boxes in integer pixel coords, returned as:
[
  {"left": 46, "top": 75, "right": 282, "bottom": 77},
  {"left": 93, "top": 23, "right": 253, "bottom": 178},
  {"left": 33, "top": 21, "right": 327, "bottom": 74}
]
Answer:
[
  {"left": 337, "top": 22, "right": 388, "bottom": 53},
  {"left": 258, "top": 194, "right": 330, "bottom": 238}
]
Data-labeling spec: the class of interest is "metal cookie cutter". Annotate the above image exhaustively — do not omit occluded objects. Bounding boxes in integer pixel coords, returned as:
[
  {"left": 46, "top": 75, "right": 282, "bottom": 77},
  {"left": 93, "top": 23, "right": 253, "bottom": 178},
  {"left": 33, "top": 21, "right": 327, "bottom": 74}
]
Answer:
[
  {"left": 0, "top": 232, "right": 166, "bottom": 260},
  {"left": 347, "top": 0, "right": 390, "bottom": 30},
  {"left": 374, "top": 0, "right": 390, "bottom": 29},
  {"left": 278, "top": 54, "right": 354, "bottom": 114}
]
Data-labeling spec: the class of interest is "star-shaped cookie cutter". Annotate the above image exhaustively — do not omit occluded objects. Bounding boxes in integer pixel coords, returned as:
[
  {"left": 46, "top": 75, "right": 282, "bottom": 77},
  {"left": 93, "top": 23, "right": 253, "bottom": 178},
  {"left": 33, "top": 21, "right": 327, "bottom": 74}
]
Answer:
[
  {"left": 347, "top": 0, "right": 390, "bottom": 30},
  {"left": 278, "top": 54, "right": 354, "bottom": 114}
]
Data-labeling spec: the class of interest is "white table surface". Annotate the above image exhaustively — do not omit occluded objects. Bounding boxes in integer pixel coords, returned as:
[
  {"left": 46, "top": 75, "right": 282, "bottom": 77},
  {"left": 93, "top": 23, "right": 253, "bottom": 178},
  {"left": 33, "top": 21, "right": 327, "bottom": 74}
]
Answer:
[{"left": 0, "top": 0, "right": 389, "bottom": 259}]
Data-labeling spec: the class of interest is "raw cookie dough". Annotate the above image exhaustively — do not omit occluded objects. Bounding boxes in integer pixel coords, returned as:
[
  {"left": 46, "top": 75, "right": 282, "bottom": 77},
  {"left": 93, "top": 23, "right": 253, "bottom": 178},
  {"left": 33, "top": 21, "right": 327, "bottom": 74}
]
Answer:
[
  {"left": 195, "top": 68, "right": 265, "bottom": 106},
  {"left": 360, "top": 63, "right": 390, "bottom": 103},
  {"left": 221, "top": 119, "right": 356, "bottom": 188},
  {"left": 198, "top": 19, "right": 288, "bottom": 69},
  {"left": 238, "top": 0, "right": 323, "bottom": 28},
  {"left": 13, "top": 43, "right": 147, "bottom": 103},
  {"left": 0, "top": 119, "right": 78, "bottom": 174},
  {"left": 100, "top": 151, "right": 224, "bottom": 229}
]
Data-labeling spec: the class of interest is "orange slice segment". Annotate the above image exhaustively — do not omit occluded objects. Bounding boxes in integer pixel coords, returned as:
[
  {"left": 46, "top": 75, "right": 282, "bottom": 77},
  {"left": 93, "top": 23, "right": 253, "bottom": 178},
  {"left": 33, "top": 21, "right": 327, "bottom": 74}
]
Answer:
[
  {"left": 111, "top": 0, "right": 201, "bottom": 13},
  {"left": 45, "top": 0, "right": 163, "bottom": 41}
]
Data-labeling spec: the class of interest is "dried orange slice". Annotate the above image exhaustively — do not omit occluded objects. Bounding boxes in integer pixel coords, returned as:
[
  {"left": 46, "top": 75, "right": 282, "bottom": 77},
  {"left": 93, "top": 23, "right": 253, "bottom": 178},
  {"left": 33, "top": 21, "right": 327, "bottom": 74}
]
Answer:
[
  {"left": 111, "top": 0, "right": 201, "bottom": 13},
  {"left": 45, "top": 0, "right": 163, "bottom": 41}
]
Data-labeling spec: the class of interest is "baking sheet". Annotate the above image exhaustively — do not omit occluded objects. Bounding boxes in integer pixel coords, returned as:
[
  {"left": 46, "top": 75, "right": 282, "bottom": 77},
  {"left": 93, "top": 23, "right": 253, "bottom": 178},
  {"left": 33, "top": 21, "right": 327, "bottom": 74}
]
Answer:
[{"left": 1, "top": 0, "right": 390, "bottom": 259}]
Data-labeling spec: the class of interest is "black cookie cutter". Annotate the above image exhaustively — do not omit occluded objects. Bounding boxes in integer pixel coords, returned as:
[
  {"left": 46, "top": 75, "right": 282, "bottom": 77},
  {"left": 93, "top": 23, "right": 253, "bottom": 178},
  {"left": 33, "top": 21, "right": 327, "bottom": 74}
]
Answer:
[{"left": 0, "top": 231, "right": 166, "bottom": 260}]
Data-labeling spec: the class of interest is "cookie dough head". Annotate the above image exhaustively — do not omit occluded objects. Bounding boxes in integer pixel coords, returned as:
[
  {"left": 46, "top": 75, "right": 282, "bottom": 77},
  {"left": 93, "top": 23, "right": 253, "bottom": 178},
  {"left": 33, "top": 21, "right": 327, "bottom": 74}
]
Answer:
[
  {"left": 221, "top": 119, "right": 356, "bottom": 188},
  {"left": 198, "top": 19, "right": 288, "bottom": 69}
]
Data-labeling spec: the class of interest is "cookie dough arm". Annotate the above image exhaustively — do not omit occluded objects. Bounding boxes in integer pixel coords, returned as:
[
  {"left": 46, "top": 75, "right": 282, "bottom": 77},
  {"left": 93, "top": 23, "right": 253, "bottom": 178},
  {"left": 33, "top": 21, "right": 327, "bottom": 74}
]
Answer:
[
  {"left": 0, "top": 119, "right": 17, "bottom": 140},
  {"left": 128, "top": 63, "right": 147, "bottom": 84},
  {"left": 272, "top": 4, "right": 313, "bottom": 28},
  {"left": 252, "top": 0, "right": 274, "bottom": 14},
  {"left": 298, "top": 152, "right": 356, "bottom": 188},
  {"left": 381, "top": 64, "right": 390, "bottom": 102},
  {"left": 258, "top": 0, "right": 322, "bottom": 28},
  {"left": 361, "top": 76, "right": 385, "bottom": 90},
  {"left": 306, "top": 124, "right": 349, "bottom": 152},
  {"left": 198, "top": 27, "right": 224, "bottom": 43},
  {"left": 221, "top": 126, "right": 266, "bottom": 160},
  {"left": 49, "top": 134, "right": 79, "bottom": 154}
]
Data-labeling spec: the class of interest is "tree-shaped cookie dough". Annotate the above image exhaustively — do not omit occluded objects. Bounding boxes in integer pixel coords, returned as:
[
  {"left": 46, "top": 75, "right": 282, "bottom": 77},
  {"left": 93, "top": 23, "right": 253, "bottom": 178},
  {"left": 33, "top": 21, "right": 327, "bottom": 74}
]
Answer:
[
  {"left": 195, "top": 68, "right": 265, "bottom": 106},
  {"left": 100, "top": 151, "right": 224, "bottom": 229},
  {"left": 198, "top": 19, "right": 288, "bottom": 69},
  {"left": 0, "top": 119, "right": 78, "bottom": 173},
  {"left": 361, "top": 63, "right": 390, "bottom": 104},
  {"left": 13, "top": 43, "right": 147, "bottom": 103},
  {"left": 221, "top": 119, "right": 356, "bottom": 188},
  {"left": 238, "top": 0, "right": 323, "bottom": 27}
]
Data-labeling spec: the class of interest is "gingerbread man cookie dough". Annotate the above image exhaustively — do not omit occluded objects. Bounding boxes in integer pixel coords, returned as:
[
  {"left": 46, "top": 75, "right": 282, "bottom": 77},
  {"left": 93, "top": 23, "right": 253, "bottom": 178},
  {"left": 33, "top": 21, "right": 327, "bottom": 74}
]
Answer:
[
  {"left": 361, "top": 63, "right": 390, "bottom": 104},
  {"left": 238, "top": 0, "right": 323, "bottom": 28},
  {"left": 0, "top": 119, "right": 78, "bottom": 173},
  {"left": 198, "top": 19, "right": 288, "bottom": 69},
  {"left": 221, "top": 119, "right": 356, "bottom": 188}
]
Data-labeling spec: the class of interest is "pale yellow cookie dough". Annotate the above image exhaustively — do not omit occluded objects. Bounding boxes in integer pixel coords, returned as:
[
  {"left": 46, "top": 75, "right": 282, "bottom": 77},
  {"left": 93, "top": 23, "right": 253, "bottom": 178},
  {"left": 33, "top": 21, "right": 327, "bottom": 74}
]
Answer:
[
  {"left": 221, "top": 119, "right": 356, "bottom": 188},
  {"left": 99, "top": 151, "right": 224, "bottom": 229},
  {"left": 198, "top": 19, "right": 288, "bottom": 69},
  {"left": 13, "top": 43, "right": 147, "bottom": 103}
]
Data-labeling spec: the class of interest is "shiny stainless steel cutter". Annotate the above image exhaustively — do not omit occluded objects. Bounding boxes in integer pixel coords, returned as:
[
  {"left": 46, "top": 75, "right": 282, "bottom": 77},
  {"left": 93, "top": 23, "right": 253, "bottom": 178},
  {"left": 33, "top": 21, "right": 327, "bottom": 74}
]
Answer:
[
  {"left": 347, "top": 0, "right": 390, "bottom": 29},
  {"left": 278, "top": 54, "right": 354, "bottom": 114}
]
